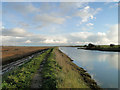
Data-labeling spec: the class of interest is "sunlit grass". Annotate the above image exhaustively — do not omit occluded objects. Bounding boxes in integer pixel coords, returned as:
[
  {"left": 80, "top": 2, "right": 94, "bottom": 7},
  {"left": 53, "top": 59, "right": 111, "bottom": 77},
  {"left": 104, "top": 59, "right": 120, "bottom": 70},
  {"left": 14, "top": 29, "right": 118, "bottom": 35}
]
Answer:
[
  {"left": 54, "top": 47, "right": 90, "bottom": 88},
  {"left": 42, "top": 48, "right": 61, "bottom": 88},
  {"left": 2, "top": 49, "right": 51, "bottom": 88},
  {"left": 2, "top": 47, "right": 98, "bottom": 89}
]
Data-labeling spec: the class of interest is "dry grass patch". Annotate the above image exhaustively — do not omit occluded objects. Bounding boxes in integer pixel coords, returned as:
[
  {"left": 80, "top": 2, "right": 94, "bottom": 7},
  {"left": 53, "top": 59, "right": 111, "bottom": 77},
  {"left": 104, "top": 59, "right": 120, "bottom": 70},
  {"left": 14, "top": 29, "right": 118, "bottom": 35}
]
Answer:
[
  {"left": 2, "top": 46, "right": 50, "bottom": 65},
  {"left": 54, "top": 48, "right": 89, "bottom": 88}
]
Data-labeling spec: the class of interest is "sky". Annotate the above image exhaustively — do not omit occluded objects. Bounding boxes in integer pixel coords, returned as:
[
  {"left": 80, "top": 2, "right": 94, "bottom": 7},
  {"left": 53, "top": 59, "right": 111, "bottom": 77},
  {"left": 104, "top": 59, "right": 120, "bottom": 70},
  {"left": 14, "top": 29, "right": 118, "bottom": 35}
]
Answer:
[{"left": 1, "top": 2, "right": 119, "bottom": 46}]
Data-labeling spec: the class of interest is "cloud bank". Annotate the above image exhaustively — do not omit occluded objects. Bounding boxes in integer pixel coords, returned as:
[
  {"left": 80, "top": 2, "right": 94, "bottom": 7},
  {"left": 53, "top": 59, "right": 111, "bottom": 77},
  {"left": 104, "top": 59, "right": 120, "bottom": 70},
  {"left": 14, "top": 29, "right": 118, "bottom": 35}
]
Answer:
[
  {"left": 2, "top": 24, "right": 118, "bottom": 46},
  {"left": 2, "top": 2, "right": 118, "bottom": 46}
]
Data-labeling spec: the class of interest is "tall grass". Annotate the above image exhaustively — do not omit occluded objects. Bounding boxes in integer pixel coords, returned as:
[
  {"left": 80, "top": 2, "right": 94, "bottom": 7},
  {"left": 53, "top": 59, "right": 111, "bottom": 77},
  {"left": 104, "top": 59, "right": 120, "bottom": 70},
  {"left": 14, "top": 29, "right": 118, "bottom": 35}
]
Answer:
[
  {"left": 54, "top": 48, "right": 89, "bottom": 88},
  {"left": 2, "top": 49, "right": 51, "bottom": 88},
  {"left": 42, "top": 48, "right": 62, "bottom": 88},
  {"left": 2, "top": 47, "right": 98, "bottom": 89},
  {"left": 2, "top": 46, "right": 49, "bottom": 65}
]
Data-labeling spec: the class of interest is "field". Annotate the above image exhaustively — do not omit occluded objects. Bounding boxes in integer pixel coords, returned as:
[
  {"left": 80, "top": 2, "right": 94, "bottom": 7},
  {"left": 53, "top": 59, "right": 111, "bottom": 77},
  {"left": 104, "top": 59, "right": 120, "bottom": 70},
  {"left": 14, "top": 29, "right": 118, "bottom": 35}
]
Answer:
[{"left": 1, "top": 46, "right": 50, "bottom": 65}]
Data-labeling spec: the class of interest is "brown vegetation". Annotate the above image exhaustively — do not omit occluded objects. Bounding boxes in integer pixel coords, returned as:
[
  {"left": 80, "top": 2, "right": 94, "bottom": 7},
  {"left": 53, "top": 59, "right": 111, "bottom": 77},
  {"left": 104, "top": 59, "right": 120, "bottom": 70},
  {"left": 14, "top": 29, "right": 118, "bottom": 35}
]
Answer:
[
  {"left": 54, "top": 48, "right": 100, "bottom": 89},
  {"left": 1, "top": 46, "right": 50, "bottom": 65}
]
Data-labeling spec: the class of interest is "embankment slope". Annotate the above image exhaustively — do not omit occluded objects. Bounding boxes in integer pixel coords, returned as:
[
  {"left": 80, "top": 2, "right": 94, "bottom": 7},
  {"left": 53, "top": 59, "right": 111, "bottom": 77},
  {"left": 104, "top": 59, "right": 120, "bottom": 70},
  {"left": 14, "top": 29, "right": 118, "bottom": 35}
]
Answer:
[
  {"left": 54, "top": 47, "right": 101, "bottom": 89},
  {"left": 2, "top": 47, "right": 101, "bottom": 89}
]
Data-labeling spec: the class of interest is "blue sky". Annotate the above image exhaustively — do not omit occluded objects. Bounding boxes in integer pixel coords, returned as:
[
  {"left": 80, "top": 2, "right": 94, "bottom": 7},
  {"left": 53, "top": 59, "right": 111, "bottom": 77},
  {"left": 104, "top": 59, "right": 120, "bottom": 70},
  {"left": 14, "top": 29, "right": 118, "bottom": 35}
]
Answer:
[{"left": 2, "top": 2, "right": 118, "bottom": 46}]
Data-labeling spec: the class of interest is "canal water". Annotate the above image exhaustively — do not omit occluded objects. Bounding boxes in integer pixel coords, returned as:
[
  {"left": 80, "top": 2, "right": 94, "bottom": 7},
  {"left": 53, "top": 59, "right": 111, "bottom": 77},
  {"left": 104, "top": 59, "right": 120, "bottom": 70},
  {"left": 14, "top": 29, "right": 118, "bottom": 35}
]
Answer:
[{"left": 59, "top": 47, "right": 118, "bottom": 88}]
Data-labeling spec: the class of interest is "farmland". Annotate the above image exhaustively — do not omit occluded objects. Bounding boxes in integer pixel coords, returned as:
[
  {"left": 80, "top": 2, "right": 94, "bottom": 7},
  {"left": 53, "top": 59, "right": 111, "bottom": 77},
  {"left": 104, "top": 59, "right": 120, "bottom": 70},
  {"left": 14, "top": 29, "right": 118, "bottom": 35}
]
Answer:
[{"left": 1, "top": 46, "right": 50, "bottom": 65}]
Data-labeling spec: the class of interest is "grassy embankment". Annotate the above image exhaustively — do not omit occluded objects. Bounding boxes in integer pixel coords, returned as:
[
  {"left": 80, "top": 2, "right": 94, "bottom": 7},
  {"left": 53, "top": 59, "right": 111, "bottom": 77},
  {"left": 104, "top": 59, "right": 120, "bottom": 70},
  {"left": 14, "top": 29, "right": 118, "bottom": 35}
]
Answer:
[
  {"left": 2, "top": 47, "right": 100, "bottom": 89},
  {"left": 96, "top": 45, "right": 120, "bottom": 48},
  {"left": 54, "top": 48, "right": 100, "bottom": 89},
  {"left": 2, "top": 48, "right": 51, "bottom": 88},
  {"left": 85, "top": 45, "right": 120, "bottom": 52},
  {"left": 54, "top": 48, "right": 89, "bottom": 88},
  {"left": 41, "top": 48, "right": 61, "bottom": 88},
  {"left": 42, "top": 47, "right": 100, "bottom": 89}
]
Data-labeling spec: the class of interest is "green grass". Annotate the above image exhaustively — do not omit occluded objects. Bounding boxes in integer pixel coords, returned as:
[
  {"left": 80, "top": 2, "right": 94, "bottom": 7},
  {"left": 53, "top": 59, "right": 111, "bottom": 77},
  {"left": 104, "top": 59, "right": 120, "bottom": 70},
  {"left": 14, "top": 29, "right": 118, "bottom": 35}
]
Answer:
[
  {"left": 42, "top": 48, "right": 62, "bottom": 88},
  {"left": 96, "top": 45, "right": 120, "bottom": 48},
  {"left": 85, "top": 45, "right": 120, "bottom": 52},
  {"left": 54, "top": 48, "right": 90, "bottom": 88},
  {"left": 42, "top": 48, "right": 90, "bottom": 88},
  {"left": 2, "top": 47, "right": 98, "bottom": 89},
  {"left": 2, "top": 49, "right": 51, "bottom": 88}
]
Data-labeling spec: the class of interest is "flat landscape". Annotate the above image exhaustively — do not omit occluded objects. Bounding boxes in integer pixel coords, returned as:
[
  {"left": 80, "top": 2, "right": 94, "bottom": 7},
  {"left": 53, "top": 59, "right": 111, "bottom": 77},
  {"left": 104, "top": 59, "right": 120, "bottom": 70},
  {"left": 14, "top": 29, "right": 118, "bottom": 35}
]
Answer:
[
  {"left": 1, "top": 2, "right": 118, "bottom": 89},
  {"left": 2, "top": 46, "right": 100, "bottom": 89},
  {"left": 78, "top": 44, "right": 120, "bottom": 52},
  {"left": 1, "top": 46, "right": 50, "bottom": 65}
]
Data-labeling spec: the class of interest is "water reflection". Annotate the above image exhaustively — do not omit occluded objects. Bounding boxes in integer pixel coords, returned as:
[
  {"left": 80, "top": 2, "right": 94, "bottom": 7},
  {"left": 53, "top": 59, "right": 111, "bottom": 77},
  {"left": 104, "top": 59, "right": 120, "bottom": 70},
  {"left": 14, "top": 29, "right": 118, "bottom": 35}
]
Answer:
[{"left": 59, "top": 47, "right": 118, "bottom": 88}]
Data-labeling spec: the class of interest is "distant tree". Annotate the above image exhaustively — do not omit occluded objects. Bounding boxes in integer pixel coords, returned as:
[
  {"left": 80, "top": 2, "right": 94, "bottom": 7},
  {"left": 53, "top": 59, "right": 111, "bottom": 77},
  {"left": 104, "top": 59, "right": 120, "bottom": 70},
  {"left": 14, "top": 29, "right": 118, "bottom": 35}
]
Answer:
[
  {"left": 88, "top": 43, "right": 95, "bottom": 48},
  {"left": 84, "top": 45, "right": 87, "bottom": 47},
  {"left": 110, "top": 44, "right": 115, "bottom": 47},
  {"left": 97, "top": 45, "right": 100, "bottom": 48}
]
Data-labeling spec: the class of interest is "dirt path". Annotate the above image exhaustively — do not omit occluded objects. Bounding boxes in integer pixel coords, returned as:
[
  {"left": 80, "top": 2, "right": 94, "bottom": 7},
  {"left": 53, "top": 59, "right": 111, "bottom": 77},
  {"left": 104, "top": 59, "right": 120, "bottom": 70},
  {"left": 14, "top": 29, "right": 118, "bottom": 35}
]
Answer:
[
  {"left": 31, "top": 49, "right": 52, "bottom": 88},
  {"left": 31, "top": 59, "right": 46, "bottom": 88}
]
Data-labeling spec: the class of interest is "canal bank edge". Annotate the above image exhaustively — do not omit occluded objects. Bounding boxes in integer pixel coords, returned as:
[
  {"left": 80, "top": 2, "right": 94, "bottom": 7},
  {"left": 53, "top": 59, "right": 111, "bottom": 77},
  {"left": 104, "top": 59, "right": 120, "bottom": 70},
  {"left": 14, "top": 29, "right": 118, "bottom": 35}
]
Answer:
[
  {"left": 2, "top": 47, "right": 102, "bottom": 89},
  {"left": 57, "top": 47, "right": 101, "bottom": 89}
]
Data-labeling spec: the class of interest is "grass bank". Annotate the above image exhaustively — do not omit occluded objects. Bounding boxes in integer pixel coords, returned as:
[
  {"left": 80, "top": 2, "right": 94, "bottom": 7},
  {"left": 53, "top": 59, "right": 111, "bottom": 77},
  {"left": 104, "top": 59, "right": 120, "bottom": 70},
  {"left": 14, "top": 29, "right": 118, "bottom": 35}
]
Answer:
[
  {"left": 41, "top": 47, "right": 100, "bottom": 89},
  {"left": 41, "top": 48, "right": 61, "bottom": 88},
  {"left": 54, "top": 47, "right": 100, "bottom": 89},
  {"left": 2, "top": 47, "right": 101, "bottom": 89},
  {"left": 78, "top": 45, "right": 120, "bottom": 52},
  {"left": 2, "top": 49, "right": 51, "bottom": 88}
]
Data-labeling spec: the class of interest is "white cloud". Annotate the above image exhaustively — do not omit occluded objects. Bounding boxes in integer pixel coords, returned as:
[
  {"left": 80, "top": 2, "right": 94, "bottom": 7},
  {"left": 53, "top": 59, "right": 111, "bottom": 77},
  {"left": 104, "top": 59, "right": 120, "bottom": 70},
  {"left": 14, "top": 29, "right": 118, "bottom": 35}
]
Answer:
[
  {"left": 25, "top": 40, "right": 31, "bottom": 43},
  {"left": 106, "top": 24, "right": 118, "bottom": 44},
  {"left": 2, "top": 28, "right": 33, "bottom": 37},
  {"left": 90, "top": 15, "right": 94, "bottom": 19},
  {"left": 2, "top": 24, "right": 118, "bottom": 46},
  {"left": 2, "top": 3, "right": 118, "bottom": 46},
  {"left": 74, "top": 6, "right": 102, "bottom": 24},
  {"left": 67, "top": 24, "right": 118, "bottom": 45},
  {"left": 3, "top": 2, "right": 102, "bottom": 31},
  {"left": 97, "top": 32, "right": 106, "bottom": 36},
  {"left": 70, "top": 32, "right": 93, "bottom": 39},
  {"left": 84, "top": 6, "right": 90, "bottom": 10},
  {"left": 2, "top": 27, "right": 67, "bottom": 45},
  {"left": 43, "top": 35, "right": 67, "bottom": 44},
  {"left": 86, "top": 23, "right": 94, "bottom": 26}
]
